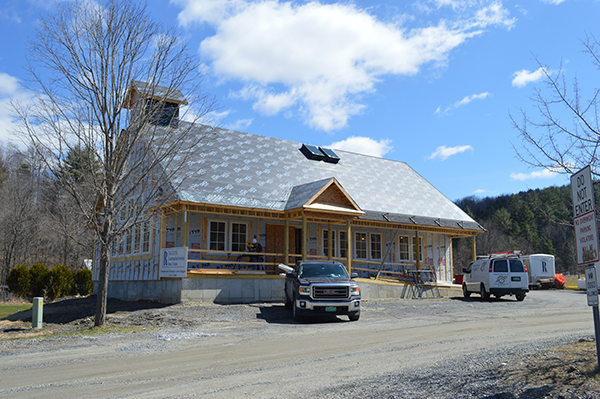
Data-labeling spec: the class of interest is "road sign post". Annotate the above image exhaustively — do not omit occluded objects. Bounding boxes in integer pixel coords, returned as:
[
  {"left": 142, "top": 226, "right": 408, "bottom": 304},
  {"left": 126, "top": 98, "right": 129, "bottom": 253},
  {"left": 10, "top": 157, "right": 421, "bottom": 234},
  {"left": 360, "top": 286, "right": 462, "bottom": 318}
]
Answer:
[
  {"left": 573, "top": 166, "right": 600, "bottom": 370},
  {"left": 585, "top": 265, "right": 600, "bottom": 370}
]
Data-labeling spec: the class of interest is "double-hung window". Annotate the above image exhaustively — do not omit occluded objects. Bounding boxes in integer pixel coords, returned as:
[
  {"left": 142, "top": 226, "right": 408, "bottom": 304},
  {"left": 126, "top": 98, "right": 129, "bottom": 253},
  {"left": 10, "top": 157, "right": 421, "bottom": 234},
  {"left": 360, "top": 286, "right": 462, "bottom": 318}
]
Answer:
[
  {"left": 322, "top": 230, "right": 336, "bottom": 257},
  {"left": 209, "top": 220, "right": 226, "bottom": 251},
  {"left": 370, "top": 233, "right": 382, "bottom": 260},
  {"left": 398, "top": 236, "right": 410, "bottom": 261},
  {"left": 231, "top": 222, "right": 248, "bottom": 252},
  {"left": 355, "top": 232, "right": 367, "bottom": 259}
]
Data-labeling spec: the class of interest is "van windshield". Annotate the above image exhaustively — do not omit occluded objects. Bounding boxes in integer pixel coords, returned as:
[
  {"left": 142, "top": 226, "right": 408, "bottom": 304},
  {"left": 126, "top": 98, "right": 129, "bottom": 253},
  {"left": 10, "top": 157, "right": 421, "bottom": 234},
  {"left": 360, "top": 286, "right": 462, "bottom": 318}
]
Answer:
[{"left": 509, "top": 259, "right": 525, "bottom": 272}]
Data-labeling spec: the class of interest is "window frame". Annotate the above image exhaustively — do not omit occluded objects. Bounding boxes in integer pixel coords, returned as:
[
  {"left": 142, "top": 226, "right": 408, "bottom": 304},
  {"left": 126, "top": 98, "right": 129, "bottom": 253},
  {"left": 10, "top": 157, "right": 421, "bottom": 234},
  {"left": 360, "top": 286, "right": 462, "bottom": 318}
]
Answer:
[
  {"left": 208, "top": 219, "right": 227, "bottom": 252},
  {"left": 355, "top": 231, "right": 368, "bottom": 259},
  {"left": 230, "top": 221, "right": 249, "bottom": 252}
]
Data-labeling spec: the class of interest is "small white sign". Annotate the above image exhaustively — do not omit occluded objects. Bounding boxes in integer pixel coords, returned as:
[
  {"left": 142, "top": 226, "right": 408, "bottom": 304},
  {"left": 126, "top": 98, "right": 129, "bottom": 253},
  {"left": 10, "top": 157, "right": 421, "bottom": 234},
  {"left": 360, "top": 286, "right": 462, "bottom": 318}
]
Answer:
[
  {"left": 571, "top": 166, "right": 600, "bottom": 265},
  {"left": 586, "top": 265, "right": 598, "bottom": 307},
  {"left": 159, "top": 247, "right": 188, "bottom": 278}
]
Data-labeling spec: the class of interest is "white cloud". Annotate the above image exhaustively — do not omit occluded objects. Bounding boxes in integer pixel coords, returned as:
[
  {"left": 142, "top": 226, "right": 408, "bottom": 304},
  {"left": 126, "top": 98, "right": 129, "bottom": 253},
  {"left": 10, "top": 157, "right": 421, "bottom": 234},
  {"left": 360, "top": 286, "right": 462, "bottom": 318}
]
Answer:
[
  {"left": 512, "top": 67, "right": 547, "bottom": 88},
  {"left": 473, "top": 189, "right": 487, "bottom": 194},
  {"left": 510, "top": 168, "right": 559, "bottom": 181},
  {"left": 176, "top": 0, "right": 514, "bottom": 131},
  {"left": 428, "top": 145, "right": 473, "bottom": 160},
  {"left": 226, "top": 118, "right": 253, "bottom": 131},
  {"left": 329, "top": 136, "right": 392, "bottom": 157},
  {"left": 435, "top": 92, "right": 490, "bottom": 115},
  {"left": 0, "top": 72, "right": 31, "bottom": 147}
]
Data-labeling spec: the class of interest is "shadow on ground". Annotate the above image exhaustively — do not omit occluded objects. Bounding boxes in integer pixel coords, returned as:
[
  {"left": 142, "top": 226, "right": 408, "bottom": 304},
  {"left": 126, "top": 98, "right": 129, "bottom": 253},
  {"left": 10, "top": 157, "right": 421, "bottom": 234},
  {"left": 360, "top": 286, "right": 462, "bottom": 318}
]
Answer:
[{"left": 2, "top": 295, "right": 170, "bottom": 324}]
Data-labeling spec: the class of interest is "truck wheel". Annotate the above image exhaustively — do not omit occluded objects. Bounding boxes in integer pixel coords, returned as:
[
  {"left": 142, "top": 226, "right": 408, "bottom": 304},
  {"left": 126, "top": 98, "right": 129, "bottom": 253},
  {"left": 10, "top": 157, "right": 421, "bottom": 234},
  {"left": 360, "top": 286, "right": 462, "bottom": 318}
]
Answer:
[
  {"left": 284, "top": 287, "right": 292, "bottom": 310},
  {"left": 349, "top": 313, "right": 360, "bottom": 321},
  {"left": 462, "top": 284, "right": 471, "bottom": 298},
  {"left": 480, "top": 284, "right": 489, "bottom": 301},
  {"left": 292, "top": 296, "right": 302, "bottom": 322},
  {"left": 516, "top": 293, "right": 526, "bottom": 301}
]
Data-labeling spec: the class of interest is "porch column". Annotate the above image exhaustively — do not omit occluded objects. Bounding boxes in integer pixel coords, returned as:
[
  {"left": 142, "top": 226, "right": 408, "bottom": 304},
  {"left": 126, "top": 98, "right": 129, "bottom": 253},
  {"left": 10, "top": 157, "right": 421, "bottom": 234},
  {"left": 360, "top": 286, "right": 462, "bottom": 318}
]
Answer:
[
  {"left": 284, "top": 219, "right": 289, "bottom": 264},
  {"left": 327, "top": 222, "right": 333, "bottom": 260},
  {"left": 181, "top": 209, "right": 188, "bottom": 247},
  {"left": 346, "top": 221, "right": 352, "bottom": 273},
  {"left": 302, "top": 216, "right": 307, "bottom": 260},
  {"left": 415, "top": 230, "right": 420, "bottom": 270},
  {"left": 472, "top": 236, "right": 476, "bottom": 261}
]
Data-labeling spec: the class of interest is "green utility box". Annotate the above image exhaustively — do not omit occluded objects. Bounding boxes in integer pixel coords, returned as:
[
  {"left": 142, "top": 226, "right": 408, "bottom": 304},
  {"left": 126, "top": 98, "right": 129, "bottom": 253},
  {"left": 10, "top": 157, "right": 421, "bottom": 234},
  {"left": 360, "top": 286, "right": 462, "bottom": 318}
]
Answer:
[{"left": 32, "top": 297, "right": 43, "bottom": 328}]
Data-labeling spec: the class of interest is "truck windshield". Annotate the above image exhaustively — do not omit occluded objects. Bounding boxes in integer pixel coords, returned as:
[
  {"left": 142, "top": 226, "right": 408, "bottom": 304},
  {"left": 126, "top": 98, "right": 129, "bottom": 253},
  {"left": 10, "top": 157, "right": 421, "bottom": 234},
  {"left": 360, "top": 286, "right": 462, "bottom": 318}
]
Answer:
[
  {"left": 509, "top": 259, "right": 525, "bottom": 272},
  {"left": 299, "top": 264, "right": 349, "bottom": 279}
]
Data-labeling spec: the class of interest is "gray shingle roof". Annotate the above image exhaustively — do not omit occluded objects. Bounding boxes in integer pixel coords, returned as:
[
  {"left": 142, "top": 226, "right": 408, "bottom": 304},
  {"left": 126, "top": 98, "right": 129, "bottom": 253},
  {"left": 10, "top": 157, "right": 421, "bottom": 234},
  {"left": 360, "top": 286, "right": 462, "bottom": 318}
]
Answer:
[{"left": 159, "top": 123, "right": 483, "bottom": 231}]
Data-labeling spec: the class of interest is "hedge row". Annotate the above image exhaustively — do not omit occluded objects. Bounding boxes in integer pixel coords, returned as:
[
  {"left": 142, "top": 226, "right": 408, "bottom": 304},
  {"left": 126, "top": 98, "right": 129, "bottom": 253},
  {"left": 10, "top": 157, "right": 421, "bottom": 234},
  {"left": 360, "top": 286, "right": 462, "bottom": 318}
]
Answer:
[{"left": 6, "top": 263, "right": 93, "bottom": 301}]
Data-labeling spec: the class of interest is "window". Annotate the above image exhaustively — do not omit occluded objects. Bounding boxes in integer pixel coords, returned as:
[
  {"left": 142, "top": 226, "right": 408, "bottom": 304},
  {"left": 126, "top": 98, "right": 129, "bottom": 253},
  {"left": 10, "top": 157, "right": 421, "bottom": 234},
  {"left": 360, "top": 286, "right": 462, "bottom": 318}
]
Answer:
[
  {"left": 510, "top": 259, "right": 525, "bottom": 272},
  {"left": 398, "top": 236, "right": 410, "bottom": 261},
  {"left": 209, "top": 220, "right": 226, "bottom": 251},
  {"left": 133, "top": 224, "right": 141, "bottom": 253},
  {"left": 412, "top": 236, "right": 423, "bottom": 262},
  {"left": 370, "top": 233, "right": 382, "bottom": 260},
  {"left": 322, "top": 230, "right": 336, "bottom": 257},
  {"left": 142, "top": 220, "right": 151, "bottom": 253},
  {"left": 494, "top": 259, "right": 509, "bottom": 273},
  {"left": 231, "top": 222, "right": 248, "bottom": 252},
  {"left": 339, "top": 231, "right": 347, "bottom": 258},
  {"left": 355, "top": 232, "right": 367, "bottom": 259}
]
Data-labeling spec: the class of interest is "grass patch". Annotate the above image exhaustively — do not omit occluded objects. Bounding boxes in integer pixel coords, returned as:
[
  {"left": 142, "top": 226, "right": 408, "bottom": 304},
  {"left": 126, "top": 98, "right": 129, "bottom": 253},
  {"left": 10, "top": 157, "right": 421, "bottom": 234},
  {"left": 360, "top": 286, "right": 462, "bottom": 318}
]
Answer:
[{"left": 0, "top": 304, "right": 31, "bottom": 319}]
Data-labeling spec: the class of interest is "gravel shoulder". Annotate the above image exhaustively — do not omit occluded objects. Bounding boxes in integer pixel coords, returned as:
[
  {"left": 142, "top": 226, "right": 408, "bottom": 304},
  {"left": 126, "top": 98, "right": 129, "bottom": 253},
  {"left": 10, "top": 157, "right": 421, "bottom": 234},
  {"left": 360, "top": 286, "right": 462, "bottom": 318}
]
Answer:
[{"left": 1, "top": 291, "right": 600, "bottom": 398}]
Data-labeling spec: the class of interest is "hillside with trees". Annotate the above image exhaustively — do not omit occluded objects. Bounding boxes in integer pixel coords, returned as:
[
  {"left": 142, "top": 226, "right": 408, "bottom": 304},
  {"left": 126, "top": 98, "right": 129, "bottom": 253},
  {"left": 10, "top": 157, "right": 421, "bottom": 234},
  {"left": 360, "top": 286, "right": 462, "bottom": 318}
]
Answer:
[{"left": 452, "top": 185, "right": 580, "bottom": 274}]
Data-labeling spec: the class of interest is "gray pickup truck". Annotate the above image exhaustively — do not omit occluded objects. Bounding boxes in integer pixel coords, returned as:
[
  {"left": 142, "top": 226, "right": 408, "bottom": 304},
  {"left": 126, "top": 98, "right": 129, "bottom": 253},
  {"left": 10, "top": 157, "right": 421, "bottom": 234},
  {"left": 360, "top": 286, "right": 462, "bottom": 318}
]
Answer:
[{"left": 283, "top": 261, "right": 361, "bottom": 321}]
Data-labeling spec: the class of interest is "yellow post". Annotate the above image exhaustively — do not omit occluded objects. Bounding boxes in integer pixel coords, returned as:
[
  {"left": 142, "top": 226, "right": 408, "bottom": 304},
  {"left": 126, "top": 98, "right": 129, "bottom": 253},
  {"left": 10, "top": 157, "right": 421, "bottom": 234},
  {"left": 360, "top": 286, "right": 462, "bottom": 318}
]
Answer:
[
  {"left": 181, "top": 209, "right": 188, "bottom": 247},
  {"left": 302, "top": 216, "right": 307, "bottom": 260},
  {"left": 284, "top": 219, "right": 289, "bottom": 264},
  {"left": 327, "top": 222, "right": 333, "bottom": 260},
  {"left": 346, "top": 221, "right": 352, "bottom": 273},
  {"left": 415, "top": 230, "right": 420, "bottom": 270},
  {"left": 472, "top": 236, "right": 477, "bottom": 261}
]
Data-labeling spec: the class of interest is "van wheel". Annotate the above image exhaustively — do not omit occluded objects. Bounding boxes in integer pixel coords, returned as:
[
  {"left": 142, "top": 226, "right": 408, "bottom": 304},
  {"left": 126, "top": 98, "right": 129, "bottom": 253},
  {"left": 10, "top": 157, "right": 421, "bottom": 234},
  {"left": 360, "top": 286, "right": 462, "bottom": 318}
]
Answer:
[
  {"left": 516, "top": 294, "right": 526, "bottom": 302},
  {"left": 480, "top": 284, "right": 489, "bottom": 301},
  {"left": 462, "top": 284, "right": 471, "bottom": 298}
]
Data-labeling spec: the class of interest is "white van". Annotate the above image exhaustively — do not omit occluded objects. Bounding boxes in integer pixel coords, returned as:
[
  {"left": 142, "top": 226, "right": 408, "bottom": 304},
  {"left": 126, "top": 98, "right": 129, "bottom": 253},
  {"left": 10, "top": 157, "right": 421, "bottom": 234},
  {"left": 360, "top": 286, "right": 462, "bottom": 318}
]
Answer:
[
  {"left": 521, "top": 254, "right": 555, "bottom": 289},
  {"left": 462, "top": 256, "right": 529, "bottom": 301}
]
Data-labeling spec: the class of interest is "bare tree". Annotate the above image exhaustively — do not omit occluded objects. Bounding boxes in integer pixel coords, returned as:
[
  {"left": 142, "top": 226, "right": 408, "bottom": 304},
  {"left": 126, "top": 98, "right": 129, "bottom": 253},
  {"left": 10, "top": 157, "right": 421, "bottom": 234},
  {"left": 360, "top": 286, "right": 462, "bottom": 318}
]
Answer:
[
  {"left": 511, "top": 33, "right": 600, "bottom": 178},
  {"left": 13, "top": 0, "right": 216, "bottom": 325}
]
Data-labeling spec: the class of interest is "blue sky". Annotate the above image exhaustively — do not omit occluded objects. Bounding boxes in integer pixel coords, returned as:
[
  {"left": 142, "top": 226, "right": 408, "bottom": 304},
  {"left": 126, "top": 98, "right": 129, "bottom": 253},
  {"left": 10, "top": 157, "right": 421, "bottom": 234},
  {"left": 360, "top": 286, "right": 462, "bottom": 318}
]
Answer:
[{"left": 0, "top": 0, "right": 598, "bottom": 201}]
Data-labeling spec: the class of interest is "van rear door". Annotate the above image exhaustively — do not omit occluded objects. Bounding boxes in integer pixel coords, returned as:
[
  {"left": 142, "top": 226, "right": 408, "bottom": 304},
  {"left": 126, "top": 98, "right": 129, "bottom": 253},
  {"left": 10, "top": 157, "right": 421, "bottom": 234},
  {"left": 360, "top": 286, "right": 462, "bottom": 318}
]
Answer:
[
  {"left": 508, "top": 259, "right": 527, "bottom": 289},
  {"left": 490, "top": 259, "right": 510, "bottom": 290}
]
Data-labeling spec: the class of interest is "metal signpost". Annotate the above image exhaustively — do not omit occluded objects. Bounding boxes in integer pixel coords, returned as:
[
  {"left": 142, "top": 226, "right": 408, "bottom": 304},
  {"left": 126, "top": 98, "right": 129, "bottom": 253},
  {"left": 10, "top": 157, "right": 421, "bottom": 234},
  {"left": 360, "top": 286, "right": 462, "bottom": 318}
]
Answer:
[{"left": 572, "top": 165, "right": 600, "bottom": 369}]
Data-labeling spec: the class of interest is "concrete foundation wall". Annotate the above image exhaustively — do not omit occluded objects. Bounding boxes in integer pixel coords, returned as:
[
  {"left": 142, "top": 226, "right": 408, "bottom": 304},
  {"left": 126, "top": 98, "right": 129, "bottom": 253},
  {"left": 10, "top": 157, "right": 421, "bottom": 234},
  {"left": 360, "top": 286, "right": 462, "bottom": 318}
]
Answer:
[
  {"left": 96, "top": 277, "right": 460, "bottom": 305},
  {"left": 181, "top": 276, "right": 285, "bottom": 303},
  {"left": 95, "top": 280, "right": 182, "bottom": 304}
]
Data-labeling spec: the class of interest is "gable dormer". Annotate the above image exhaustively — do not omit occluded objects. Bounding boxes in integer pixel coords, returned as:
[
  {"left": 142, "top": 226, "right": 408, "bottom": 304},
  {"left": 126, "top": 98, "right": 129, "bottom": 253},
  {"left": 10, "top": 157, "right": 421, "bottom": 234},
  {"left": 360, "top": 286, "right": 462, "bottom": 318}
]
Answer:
[{"left": 123, "top": 81, "right": 188, "bottom": 127}]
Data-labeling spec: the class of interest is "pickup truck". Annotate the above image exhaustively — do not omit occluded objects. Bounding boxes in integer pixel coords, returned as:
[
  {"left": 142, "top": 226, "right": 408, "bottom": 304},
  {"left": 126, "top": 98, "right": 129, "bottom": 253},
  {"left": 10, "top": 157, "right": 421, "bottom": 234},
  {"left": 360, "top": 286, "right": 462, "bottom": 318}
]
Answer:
[{"left": 282, "top": 261, "right": 361, "bottom": 321}]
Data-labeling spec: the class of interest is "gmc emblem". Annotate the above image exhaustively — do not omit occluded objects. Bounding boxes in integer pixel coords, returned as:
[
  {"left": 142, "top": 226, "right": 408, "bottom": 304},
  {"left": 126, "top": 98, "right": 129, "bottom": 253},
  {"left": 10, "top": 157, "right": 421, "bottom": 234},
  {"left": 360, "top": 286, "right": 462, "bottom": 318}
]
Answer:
[{"left": 323, "top": 290, "right": 336, "bottom": 294}]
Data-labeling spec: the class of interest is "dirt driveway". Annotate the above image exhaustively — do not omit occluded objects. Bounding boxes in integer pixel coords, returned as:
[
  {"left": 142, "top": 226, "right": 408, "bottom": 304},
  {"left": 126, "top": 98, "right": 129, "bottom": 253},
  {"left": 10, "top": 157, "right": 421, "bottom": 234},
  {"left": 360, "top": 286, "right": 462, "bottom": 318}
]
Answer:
[{"left": 1, "top": 290, "right": 599, "bottom": 398}]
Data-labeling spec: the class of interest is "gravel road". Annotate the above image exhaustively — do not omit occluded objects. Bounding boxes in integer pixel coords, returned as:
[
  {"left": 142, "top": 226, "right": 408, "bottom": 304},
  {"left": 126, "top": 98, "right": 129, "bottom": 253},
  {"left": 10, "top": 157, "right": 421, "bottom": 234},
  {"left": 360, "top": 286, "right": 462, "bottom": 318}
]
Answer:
[{"left": 0, "top": 289, "right": 598, "bottom": 398}]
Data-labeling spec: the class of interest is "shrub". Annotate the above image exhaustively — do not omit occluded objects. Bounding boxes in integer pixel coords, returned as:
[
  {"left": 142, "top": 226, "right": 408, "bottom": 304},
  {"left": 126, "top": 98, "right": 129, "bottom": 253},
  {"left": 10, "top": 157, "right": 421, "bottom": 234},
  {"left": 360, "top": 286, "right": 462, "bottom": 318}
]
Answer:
[
  {"left": 6, "top": 265, "right": 31, "bottom": 298},
  {"left": 29, "top": 263, "right": 49, "bottom": 299},
  {"left": 74, "top": 268, "right": 93, "bottom": 296},
  {"left": 46, "top": 264, "right": 74, "bottom": 301}
]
